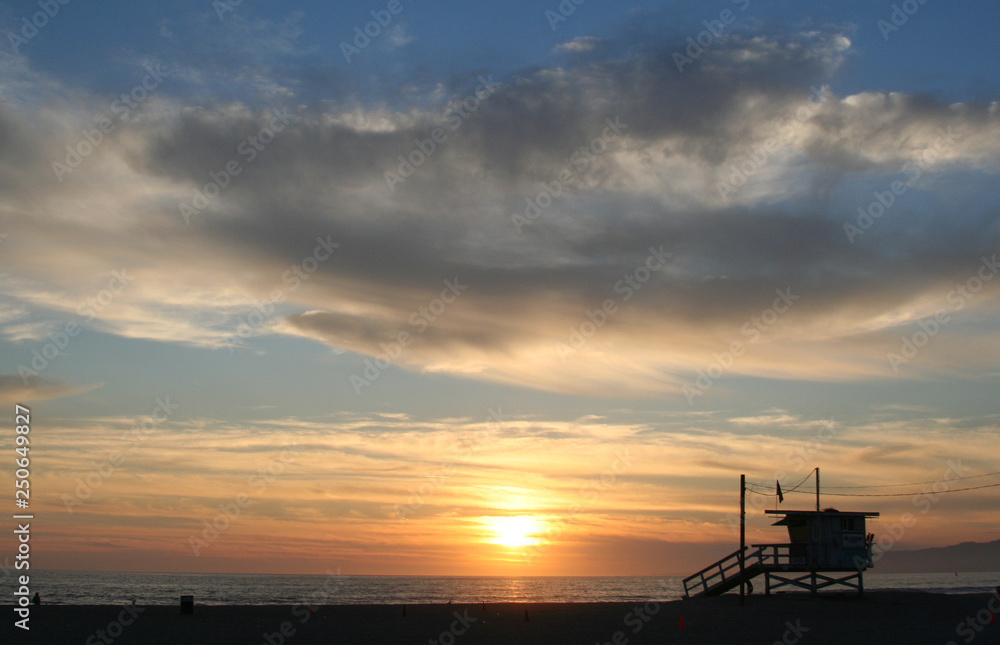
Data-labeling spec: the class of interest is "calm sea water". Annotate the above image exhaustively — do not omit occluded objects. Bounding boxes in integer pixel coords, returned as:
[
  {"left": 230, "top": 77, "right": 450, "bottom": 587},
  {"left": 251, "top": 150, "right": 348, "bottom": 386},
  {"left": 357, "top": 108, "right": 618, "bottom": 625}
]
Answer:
[{"left": 25, "top": 571, "right": 1000, "bottom": 606}]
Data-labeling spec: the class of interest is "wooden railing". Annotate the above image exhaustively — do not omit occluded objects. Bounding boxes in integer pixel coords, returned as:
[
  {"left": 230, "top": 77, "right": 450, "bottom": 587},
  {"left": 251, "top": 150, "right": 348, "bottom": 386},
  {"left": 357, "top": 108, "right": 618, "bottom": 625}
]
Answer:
[
  {"left": 682, "top": 546, "right": 764, "bottom": 598},
  {"left": 751, "top": 542, "right": 875, "bottom": 570},
  {"left": 752, "top": 543, "right": 797, "bottom": 567}
]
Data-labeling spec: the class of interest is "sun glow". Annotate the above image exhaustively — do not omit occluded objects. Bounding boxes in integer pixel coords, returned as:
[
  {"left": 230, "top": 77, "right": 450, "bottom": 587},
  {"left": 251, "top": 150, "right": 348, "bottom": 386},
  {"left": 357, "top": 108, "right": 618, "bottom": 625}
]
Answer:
[{"left": 484, "top": 515, "right": 547, "bottom": 548}]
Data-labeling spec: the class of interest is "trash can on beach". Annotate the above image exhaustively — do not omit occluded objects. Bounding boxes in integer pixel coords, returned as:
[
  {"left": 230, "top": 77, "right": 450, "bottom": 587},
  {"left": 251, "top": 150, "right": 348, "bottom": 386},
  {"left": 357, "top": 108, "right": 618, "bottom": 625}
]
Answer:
[{"left": 180, "top": 595, "right": 194, "bottom": 614}]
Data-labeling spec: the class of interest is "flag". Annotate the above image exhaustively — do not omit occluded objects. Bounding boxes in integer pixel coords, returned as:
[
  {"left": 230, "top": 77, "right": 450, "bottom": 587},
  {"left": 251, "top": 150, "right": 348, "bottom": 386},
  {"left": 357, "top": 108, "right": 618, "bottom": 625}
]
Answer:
[{"left": 776, "top": 481, "right": 784, "bottom": 503}]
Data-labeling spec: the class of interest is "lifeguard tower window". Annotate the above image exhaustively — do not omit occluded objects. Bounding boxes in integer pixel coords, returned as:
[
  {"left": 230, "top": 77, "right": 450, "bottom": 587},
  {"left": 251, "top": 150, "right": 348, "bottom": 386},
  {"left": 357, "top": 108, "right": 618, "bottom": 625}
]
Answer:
[{"left": 840, "top": 518, "right": 856, "bottom": 531}]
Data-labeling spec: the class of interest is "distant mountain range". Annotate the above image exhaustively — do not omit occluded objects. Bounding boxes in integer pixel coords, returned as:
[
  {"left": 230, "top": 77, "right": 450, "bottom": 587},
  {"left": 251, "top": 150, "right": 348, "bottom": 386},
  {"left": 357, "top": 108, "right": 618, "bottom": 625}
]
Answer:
[{"left": 875, "top": 539, "right": 1000, "bottom": 573}]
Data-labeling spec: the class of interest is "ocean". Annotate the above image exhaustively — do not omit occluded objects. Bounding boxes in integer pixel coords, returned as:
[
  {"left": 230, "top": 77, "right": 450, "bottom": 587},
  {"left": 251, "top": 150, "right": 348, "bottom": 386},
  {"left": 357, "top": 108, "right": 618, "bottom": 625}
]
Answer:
[{"left": 25, "top": 570, "right": 1000, "bottom": 606}]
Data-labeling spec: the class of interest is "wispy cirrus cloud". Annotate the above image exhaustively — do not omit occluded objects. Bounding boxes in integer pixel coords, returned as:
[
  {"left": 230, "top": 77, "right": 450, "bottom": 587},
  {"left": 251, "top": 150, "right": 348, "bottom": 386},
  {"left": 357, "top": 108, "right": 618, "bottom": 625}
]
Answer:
[
  {"left": 0, "top": 374, "right": 101, "bottom": 404},
  {"left": 19, "top": 408, "right": 1000, "bottom": 573}
]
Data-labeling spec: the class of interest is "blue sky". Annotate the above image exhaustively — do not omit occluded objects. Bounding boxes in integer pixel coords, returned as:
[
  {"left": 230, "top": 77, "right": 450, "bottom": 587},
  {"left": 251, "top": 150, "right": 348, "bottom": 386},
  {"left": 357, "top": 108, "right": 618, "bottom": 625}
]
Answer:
[
  {"left": 10, "top": 1, "right": 1000, "bottom": 101},
  {"left": 1, "top": 0, "right": 998, "bottom": 574}
]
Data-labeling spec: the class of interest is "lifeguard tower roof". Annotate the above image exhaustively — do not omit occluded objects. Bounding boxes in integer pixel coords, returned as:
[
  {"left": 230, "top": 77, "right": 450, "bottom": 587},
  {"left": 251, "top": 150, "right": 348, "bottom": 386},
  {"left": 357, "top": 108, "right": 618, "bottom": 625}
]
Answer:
[{"left": 766, "top": 509, "right": 879, "bottom": 523}]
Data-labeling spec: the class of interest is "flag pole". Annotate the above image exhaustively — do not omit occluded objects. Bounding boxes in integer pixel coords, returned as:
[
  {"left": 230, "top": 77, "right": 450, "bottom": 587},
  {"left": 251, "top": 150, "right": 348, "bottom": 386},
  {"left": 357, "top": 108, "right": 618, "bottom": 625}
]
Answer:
[{"left": 815, "top": 467, "right": 820, "bottom": 512}]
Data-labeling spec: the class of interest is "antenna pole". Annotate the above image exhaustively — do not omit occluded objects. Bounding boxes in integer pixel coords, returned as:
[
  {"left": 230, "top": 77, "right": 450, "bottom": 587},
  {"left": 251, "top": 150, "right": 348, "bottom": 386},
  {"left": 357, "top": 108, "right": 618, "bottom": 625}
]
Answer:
[
  {"left": 815, "top": 467, "right": 820, "bottom": 512},
  {"left": 740, "top": 474, "right": 746, "bottom": 606}
]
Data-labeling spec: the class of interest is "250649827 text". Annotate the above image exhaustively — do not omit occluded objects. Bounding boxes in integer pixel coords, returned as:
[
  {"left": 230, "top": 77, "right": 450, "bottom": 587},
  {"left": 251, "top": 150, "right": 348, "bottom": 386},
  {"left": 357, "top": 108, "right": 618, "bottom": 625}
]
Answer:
[{"left": 13, "top": 404, "right": 33, "bottom": 631}]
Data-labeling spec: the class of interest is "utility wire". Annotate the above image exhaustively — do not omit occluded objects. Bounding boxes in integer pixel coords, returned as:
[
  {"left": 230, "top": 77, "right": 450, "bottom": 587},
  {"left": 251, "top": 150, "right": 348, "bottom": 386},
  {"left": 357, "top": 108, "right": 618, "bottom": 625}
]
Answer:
[
  {"left": 746, "top": 471, "right": 1000, "bottom": 495},
  {"left": 822, "top": 471, "right": 1000, "bottom": 489},
  {"left": 784, "top": 468, "right": 816, "bottom": 494},
  {"left": 745, "top": 484, "right": 782, "bottom": 497},
  {"left": 768, "top": 482, "right": 1000, "bottom": 498},
  {"left": 747, "top": 468, "right": 814, "bottom": 494}
]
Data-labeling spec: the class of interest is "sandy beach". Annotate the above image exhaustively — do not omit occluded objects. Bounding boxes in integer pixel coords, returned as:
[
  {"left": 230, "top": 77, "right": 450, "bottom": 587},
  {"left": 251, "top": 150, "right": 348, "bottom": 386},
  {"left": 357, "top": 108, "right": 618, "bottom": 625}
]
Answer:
[{"left": 3, "top": 591, "right": 998, "bottom": 644}]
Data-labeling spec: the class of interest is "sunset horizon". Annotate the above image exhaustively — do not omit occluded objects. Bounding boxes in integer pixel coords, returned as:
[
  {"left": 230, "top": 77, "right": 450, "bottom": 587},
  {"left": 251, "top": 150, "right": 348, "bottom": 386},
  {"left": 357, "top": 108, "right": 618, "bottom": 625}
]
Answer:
[{"left": 3, "top": 0, "right": 1000, "bottom": 590}]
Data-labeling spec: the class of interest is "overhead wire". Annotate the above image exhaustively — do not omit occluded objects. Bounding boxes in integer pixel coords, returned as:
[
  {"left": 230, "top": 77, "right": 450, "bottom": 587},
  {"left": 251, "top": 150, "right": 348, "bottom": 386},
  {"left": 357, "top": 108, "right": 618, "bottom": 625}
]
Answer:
[
  {"left": 822, "top": 471, "right": 1000, "bottom": 489},
  {"left": 743, "top": 479, "right": 1000, "bottom": 498},
  {"left": 780, "top": 482, "right": 1000, "bottom": 497},
  {"left": 746, "top": 468, "right": 814, "bottom": 495},
  {"left": 783, "top": 468, "right": 816, "bottom": 493}
]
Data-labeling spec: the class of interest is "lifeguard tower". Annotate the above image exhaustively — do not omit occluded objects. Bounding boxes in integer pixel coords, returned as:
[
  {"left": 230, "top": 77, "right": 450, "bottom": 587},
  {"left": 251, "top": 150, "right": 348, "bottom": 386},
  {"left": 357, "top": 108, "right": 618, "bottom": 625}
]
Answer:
[{"left": 683, "top": 471, "right": 879, "bottom": 598}]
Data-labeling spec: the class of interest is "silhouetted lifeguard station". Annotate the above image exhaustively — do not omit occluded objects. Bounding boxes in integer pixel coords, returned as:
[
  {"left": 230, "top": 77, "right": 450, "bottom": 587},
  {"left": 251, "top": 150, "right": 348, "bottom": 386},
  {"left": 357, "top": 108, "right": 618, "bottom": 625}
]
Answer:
[{"left": 683, "top": 469, "right": 879, "bottom": 599}]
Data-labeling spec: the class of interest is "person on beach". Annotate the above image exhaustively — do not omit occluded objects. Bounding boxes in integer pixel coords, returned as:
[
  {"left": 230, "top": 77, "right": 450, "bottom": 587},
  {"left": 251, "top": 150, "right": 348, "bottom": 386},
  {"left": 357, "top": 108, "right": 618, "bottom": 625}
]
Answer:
[{"left": 32, "top": 592, "right": 40, "bottom": 605}]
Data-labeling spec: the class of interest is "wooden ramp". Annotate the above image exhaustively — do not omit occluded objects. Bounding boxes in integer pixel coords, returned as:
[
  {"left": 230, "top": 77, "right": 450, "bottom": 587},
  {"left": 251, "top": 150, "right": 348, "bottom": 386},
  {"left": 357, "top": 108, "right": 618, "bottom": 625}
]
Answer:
[{"left": 682, "top": 547, "right": 764, "bottom": 598}]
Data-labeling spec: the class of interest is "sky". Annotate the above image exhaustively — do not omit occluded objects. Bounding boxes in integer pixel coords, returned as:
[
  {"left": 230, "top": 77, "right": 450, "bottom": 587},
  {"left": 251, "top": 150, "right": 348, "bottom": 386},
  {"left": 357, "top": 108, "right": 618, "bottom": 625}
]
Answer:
[{"left": 0, "top": 0, "right": 998, "bottom": 577}]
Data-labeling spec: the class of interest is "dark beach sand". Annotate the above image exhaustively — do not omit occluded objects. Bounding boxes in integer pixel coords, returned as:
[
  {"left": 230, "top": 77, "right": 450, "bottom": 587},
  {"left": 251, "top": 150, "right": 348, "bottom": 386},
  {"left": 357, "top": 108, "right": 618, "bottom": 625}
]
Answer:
[{"left": 4, "top": 592, "right": 999, "bottom": 644}]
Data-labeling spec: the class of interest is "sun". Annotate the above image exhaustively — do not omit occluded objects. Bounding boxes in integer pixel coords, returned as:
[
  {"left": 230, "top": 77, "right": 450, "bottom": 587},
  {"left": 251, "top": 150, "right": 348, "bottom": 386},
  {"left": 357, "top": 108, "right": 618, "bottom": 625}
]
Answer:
[{"left": 484, "top": 515, "right": 546, "bottom": 548}]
